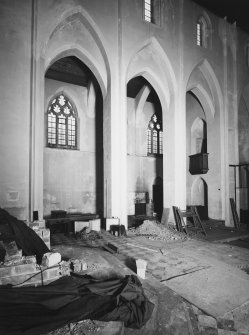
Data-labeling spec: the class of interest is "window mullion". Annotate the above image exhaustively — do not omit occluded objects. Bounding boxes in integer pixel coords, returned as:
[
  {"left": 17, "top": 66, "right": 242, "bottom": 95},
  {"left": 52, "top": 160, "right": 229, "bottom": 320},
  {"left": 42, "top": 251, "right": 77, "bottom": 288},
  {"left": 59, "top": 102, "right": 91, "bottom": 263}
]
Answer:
[{"left": 56, "top": 114, "right": 59, "bottom": 146}]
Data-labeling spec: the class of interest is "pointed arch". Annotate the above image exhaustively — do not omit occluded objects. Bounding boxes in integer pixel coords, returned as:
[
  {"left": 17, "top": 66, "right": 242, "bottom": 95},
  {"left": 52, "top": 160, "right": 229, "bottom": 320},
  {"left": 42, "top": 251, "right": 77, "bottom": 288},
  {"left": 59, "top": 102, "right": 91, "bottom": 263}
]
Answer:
[
  {"left": 187, "top": 59, "right": 223, "bottom": 119},
  {"left": 42, "top": 7, "right": 111, "bottom": 98},
  {"left": 191, "top": 177, "right": 207, "bottom": 207},
  {"left": 126, "top": 37, "right": 177, "bottom": 110},
  {"left": 196, "top": 11, "right": 212, "bottom": 48},
  {"left": 191, "top": 117, "right": 207, "bottom": 155}
]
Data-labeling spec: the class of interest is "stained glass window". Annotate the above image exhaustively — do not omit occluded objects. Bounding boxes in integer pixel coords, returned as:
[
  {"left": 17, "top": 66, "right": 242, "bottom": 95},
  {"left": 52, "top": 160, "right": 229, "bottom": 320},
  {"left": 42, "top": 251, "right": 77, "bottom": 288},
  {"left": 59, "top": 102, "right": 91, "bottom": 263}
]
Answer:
[
  {"left": 147, "top": 113, "right": 163, "bottom": 156},
  {"left": 47, "top": 93, "right": 77, "bottom": 149}
]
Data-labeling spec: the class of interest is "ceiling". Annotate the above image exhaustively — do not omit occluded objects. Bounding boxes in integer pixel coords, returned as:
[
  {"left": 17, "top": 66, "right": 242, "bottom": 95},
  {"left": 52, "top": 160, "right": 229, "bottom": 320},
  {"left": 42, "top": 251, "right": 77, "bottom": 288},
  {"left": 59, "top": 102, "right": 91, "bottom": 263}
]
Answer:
[
  {"left": 45, "top": 56, "right": 91, "bottom": 87},
  {"left": 46, "top": 57, "right": 160, "bottom": 104},
  {"left": 193, "top": 0, "right": 249, "bottom": 34}
]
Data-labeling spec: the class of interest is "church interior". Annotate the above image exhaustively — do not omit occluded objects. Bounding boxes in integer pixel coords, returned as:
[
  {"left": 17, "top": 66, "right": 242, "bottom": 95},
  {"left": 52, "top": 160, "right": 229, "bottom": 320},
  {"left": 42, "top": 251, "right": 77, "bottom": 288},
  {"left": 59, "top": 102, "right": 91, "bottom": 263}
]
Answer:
[{"left": 1, "top": 0, "right": 249, "bottom": 334}]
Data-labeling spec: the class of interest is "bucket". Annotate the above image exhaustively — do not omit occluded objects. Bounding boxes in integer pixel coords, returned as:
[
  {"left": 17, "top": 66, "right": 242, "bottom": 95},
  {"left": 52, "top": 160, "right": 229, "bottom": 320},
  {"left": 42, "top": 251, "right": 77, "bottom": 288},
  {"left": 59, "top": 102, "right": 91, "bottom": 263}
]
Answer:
[{"left": 136, "top": 259, "right": 147, "bottom": 279}]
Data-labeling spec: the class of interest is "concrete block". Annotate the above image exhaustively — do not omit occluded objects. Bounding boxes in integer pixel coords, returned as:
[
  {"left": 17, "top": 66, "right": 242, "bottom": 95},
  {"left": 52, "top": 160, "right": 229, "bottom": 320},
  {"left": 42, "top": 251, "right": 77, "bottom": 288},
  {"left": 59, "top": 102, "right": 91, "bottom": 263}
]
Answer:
[
  {"left": 32, "top": 220, "right": 45, "bottom": 228},
  {"left": 0, "top": 262, "right": 37, "bottom": 277},
  {"left": 0, "top": 271, "right": 40, "bottom": 286},
  {"left": 42, "top": 266, "right": 60, "bottom": 280},
  {"left": 41, "top": 252, "right": 61, "bottom": 267},
  {"left": 70, "top": 259, "right": 87, "bottom": 272},
  {"left": 42, "top": 229, "right": 50, "bottom": 238},
  {"left": 198, "top": 315, "right": 217, "bottom": 329},
  {"left": 5, "top": 249, "right": 22, "bottom": 261},
  {"left": 0, "top": 266, "right": 61, "bottom": 286}
]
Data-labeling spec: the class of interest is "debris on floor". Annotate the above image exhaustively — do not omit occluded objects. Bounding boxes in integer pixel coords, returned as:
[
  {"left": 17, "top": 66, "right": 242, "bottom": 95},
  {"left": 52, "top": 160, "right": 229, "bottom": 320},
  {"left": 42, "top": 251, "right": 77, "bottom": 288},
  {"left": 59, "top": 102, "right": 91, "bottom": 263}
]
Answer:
[
  {"left": 45, "top": 319, "right": 120, "bottom": 335},
  {"left": 129, "top": 220, "right": 188, "bottom": 241},
  {"left": 76, "top": 227, "right": 103, "bottom": 241}
]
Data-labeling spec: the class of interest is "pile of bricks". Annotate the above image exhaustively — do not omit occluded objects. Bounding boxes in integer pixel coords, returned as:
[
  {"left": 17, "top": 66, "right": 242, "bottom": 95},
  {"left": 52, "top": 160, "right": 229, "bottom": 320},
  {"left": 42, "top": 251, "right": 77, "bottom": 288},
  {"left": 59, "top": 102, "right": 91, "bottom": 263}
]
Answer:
[
  {"left": 70, "top": 259, "right": 87, "bottom": 272},
  {"left": 0, "top": 241, "right": 62, "bottom": 286}
]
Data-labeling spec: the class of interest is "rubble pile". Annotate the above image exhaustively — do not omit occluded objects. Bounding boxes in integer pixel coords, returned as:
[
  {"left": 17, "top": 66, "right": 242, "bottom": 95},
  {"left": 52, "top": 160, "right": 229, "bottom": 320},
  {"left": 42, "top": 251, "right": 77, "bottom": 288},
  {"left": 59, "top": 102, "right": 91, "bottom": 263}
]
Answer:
[
  {"left": 45, "top": 319, "right": 111, "bottom": 335},
  {"left": 130, "top": 220, "right": 188, "bottom": 241},
  {"left": 70, "top": 258, "right": 87, "bottom": 272},
  {"left": 77, "top": 227, "right": 103, "bottom": 241}
]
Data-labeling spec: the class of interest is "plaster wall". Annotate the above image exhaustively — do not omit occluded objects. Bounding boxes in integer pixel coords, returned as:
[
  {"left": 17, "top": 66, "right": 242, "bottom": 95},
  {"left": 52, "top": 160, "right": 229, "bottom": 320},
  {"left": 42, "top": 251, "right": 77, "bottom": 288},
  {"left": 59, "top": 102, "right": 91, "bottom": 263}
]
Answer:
[
  {"left": 44, "top": 78, "right": 97, "bottom": 215},
  {"left": 186, "top": 92, "right": 222, "bottom": 219},
  {"left": 127, "top": 97, "right": 163, "bottom": 215},
  {"left": 0, "top": 0, "right": 31, "bottom": 220},
  {"left": 0, "top": 0, "right": 248, "bottom": 226},
  {"left": 238, "top": 86, "right": 249, "bottom": 163}
]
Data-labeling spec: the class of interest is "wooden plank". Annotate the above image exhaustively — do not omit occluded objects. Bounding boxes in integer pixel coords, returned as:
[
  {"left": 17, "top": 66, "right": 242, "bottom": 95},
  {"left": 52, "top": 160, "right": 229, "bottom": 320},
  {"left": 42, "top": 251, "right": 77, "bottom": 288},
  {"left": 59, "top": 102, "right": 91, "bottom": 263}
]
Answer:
[
  {"left": 230, "top": 198, "right": 240, "bottom": 229},
  {"left": 161, "top": 208, "right": 170, "bottom": 226}
]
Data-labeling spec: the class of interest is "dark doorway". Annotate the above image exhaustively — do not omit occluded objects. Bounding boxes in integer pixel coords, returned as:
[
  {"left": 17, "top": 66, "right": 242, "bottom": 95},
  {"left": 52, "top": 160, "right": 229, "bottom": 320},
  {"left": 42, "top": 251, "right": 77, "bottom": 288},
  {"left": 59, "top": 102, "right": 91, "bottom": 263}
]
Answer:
[{"left": 153, "top": 177, "right": 163, "bottom": 221}]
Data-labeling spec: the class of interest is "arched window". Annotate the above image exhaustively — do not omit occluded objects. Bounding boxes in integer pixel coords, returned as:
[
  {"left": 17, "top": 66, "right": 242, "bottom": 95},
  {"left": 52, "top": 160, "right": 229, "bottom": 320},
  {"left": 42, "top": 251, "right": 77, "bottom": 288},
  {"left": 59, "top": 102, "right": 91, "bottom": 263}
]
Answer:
[
  {"left": 147, "top": 113, "right": 163, "bottom": 156},
  {"left": 47, "top": 93, "right": 78, "bottom": 149},
  {"left": 196, "top": 16, "right": 209, "bottom": 48},
  {"left": 143, "top": 0, "right": 161, "bottom": 25},
  {"left": 191, "top": 117, "right": 207, "bottom": 155}
]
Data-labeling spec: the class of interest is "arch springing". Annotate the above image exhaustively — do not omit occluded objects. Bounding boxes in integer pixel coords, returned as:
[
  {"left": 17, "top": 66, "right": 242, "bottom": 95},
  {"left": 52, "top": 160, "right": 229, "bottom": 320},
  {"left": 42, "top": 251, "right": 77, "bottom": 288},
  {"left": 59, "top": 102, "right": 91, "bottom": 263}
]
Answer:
[{"left": 47, "top": 93, "right": 78, "bottom": 149}]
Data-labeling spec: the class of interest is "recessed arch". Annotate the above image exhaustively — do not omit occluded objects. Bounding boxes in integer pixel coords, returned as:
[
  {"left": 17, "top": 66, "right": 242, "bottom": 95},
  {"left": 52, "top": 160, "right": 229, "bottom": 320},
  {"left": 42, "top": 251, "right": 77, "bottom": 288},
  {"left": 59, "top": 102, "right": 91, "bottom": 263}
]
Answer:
[
  {"left": 191, "top": 177, "right": 208, "bottom": 219},
  {"left": 187, "top": 59, "right": 223, "bottom": 120},
  {"left": 186, "top": 58, "right": 225, "bottom": 221},
  {"left": 42, "top": 8, "right": 111, "bottom": 98},
  {"left": 126, "top": 37, "right": 177, "bottom": 110},
  {"left": 191, "top": 117, "right": 207, "bottom": 155}
]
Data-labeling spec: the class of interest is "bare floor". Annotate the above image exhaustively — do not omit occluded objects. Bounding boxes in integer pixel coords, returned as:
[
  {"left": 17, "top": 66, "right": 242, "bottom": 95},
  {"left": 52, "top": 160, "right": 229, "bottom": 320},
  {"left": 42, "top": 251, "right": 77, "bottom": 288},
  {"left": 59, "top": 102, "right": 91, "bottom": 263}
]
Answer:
[{"left": 44, "top": 221, "right": 249, "bottom": 335}]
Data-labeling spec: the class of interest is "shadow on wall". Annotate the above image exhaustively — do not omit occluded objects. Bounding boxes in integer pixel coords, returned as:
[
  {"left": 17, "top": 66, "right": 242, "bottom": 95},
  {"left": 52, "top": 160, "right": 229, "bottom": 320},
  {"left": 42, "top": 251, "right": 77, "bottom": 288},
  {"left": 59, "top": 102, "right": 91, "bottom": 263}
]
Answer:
[
  {"left": 153, "top": 176, "right": 163, "bottom": 221},
  {"left": 93, "top": 75, "right": 104, "bottom": 217}
]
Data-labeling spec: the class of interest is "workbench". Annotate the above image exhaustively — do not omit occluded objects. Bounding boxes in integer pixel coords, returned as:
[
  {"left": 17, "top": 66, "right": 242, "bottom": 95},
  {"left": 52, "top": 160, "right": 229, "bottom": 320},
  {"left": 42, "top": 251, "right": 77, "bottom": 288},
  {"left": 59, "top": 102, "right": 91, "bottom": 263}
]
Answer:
[{"left": 45, "top": 214, "right": 99, "bottom": 235}]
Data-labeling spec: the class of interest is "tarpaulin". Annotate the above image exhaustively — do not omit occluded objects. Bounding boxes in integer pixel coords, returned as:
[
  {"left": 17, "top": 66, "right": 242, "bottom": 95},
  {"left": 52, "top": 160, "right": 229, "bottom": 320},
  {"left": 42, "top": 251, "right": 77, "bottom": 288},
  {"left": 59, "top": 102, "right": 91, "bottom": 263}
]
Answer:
[
  {"left": 0, "top": 274, "right": 154, "bottom": 334},
  {"left": 0, "top": 208, "right": 49, "bottom": 263}
]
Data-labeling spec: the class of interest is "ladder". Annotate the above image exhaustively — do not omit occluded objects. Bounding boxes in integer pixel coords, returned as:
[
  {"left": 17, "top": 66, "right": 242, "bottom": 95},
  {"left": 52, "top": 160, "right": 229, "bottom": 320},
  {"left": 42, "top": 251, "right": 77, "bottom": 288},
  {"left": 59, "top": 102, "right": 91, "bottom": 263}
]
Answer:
[{"left": 172, "top": 206, "right": 207, "bottom": 236}]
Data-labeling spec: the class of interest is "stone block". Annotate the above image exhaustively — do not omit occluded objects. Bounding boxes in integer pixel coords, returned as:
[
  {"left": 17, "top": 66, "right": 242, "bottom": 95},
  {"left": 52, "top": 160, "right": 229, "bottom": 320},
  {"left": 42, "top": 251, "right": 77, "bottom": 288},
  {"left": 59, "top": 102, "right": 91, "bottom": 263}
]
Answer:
[
  {"left": 0, "top": 262, "right": 37, "bottom": 277},
  {"left": 42, "top": 266, "right": 60, "bottom": 280},
  {"left": 42, "top": 229, "right": 50, "bottom": 238},
  {"left": 70, "top": 259, "right": 87, "bottom": 272},
  {"left": 41, "top": 252, "right": 61, "bottom": 267},
  {"left": 4, "top": 249, "right": 22, "bottom": 261},
  {"left": 0, "top": 271, "right": 40, "bottom": 286}
]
